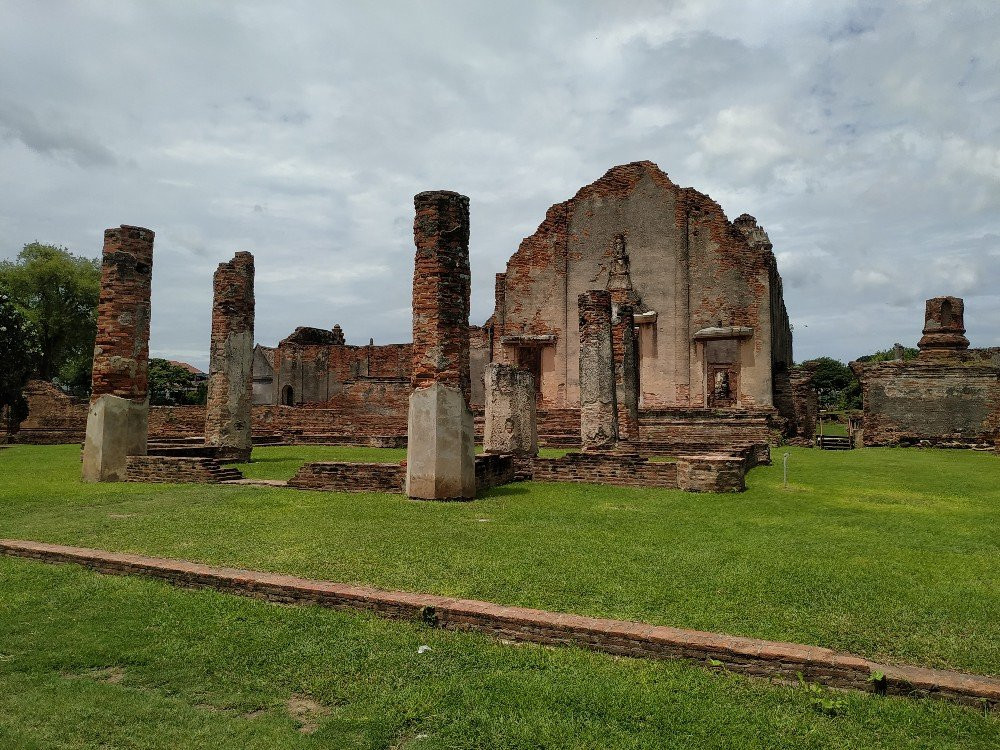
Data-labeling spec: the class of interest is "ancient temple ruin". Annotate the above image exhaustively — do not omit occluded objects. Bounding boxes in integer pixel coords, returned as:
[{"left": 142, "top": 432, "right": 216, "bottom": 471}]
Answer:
[
  {"left": 487, "top": 161, "right": 792, "bottom": 413},
  {"left": 851, "top": 297, "right": 1000, "bottom": 449}
]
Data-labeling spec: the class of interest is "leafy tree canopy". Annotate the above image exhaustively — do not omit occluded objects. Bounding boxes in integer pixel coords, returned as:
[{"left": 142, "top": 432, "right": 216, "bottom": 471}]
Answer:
[
  {"left": 0, "top": 243, "right": 100, "bottom": 391},
  {"left": 856, "top": 345, "right": 920, "bottom": 363},
  {"left": 0, "top": 293, "right": 40, "bottom": 432},
  {"left": 149, "top": 359, "right": 207, "bottom": 406},
  {"left": 800, "top": 356, "right": 860, "bottom": 411}
]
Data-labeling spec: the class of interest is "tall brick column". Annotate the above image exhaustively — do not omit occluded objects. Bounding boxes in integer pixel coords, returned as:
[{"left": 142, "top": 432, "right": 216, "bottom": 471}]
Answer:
[
  {"left": 483, "top": 363, "right": 537, "bottom": 457},
  {"left": 612, "top": 303, "right": 639, "bottom": 447},
  {"left": 405, "top": 190, "right": 476, "bottom": 500},
  {"left": 578, "top": 290, "right": 617, "bottom": 450},
  {"left": 204, "top": 252, "right": 255, "bottom": 462},
  {"left": 82, "top": 225, "right": 154, "bottom": 482}
]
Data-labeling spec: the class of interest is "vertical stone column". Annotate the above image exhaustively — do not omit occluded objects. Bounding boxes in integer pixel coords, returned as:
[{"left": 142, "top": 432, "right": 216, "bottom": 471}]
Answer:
[
  {"left": 612, "top": 304, "right": 639, "bottom": 447},
  {"left": 406, "top": 190, "right": 476, "bottom": 500},
  {"left": 82, "top": 225, "right": 154, "bottom": 482},
  {"left": 204, "top": 251, "right": 255, "bottom": 462},
  {"left": 483, "top": 363, "right": 537, "bottom": 456},
  {"left": 578, "top": 290, "right": 617, "bottom": 450}
]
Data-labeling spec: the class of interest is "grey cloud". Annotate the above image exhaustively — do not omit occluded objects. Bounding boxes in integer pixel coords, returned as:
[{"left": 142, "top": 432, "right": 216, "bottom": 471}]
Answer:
[{"left": 0, "top": 0, "right": 997, "bottom": 370}]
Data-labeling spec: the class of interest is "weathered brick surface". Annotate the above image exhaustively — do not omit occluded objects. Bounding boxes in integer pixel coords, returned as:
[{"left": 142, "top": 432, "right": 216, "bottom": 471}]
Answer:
[
  {"left": 773, "top": 365, "right": 818, "bottom": 444},
  {"left": 851, "top": 353, "right": 1000, "bottom": 448},
  {"left": 675, "top": 455, "right": 746, "bottom": 492},
  {"left": 204, "top": 252, "right": 255, "bottom": 460},
  {"left": 578, "top": 290, "right": 617, "bottom": 450},
  {"left": 4, "top": 539, "right": 995, "bottom": 708},
  {"left": 474, "top": 453, "right": 515, "bottom": 491},
  {"left": 852, "top": 300, "right": 1000, "bottom": 449},
  {"left": 491, "top": 162, "right": 792, "bottom": 411},
  {"left": 530, "top": 452, "right": 678, "bottom": 488},
  {"left": 918, "top": 296, "right": 969, "bottom": 352},
  {"left": 411, "top": 191, "right": 472, "bottom": 402},
  {"left": 288, "top": 462, "right": 404, "bottom": 493},
  {"left": 90, "top": 226, "right": 155, "bottom": 403},
  {"left": 125, "top": 455, "right": 242, "bottom": 483},
  {"left": 286, "top": 455, "right": 513, "bottom": 494}
]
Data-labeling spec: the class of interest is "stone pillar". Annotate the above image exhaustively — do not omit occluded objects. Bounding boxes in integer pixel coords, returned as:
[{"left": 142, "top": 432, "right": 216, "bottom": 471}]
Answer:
[
  {"left": 483, "top": 363, "right": 537, "bottom": 456},
  {"left": 405, "top": 190, "right": 476, "bottom": 500},
  {"left": 578, "top": 290, "right": 617, "bottom": 450},
  {"left": 82, "top": 225, "right": 154, "bottom": 482},
  {"left": 918, "top": 296, "right": 969, "bottom": 353},
  {"left": 612, "top": 303, "right": 639, "bottom": 447},
  {"left": 204, "top": 251, "right": 255, "bottom": 462}
]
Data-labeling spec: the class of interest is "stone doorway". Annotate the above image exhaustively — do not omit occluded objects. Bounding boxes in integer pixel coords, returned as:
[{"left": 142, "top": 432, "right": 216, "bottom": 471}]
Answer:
[
  {"left": 516, "top": 346, "right": 542, "bottom": 399},
  {"left": 281, "top": 385, "right": 294, "bottom": 406},
  {"left": 708, "top": 365, "right": 738, "bottom": 408}
]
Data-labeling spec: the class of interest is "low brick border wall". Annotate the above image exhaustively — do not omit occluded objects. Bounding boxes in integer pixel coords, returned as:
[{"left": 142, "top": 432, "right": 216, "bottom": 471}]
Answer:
[
  {"left": 125, "top": 456, "right": 243, "bottom": 483},
  {"left": 288, "top": 462, "right": 404, "bottom": 493},
  {"left": 2, "top": 539, "right": 996, "bottom": 709}
]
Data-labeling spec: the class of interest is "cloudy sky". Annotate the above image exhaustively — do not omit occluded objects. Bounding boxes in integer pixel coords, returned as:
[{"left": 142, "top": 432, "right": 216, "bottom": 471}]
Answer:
[{"left": 2, "top": 0, "right": 998, "bottom": 369}]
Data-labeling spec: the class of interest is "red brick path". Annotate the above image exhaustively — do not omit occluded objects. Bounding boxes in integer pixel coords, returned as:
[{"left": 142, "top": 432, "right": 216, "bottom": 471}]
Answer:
[{"left": 1, "top": 539, "right": 996, "bottom": 708}]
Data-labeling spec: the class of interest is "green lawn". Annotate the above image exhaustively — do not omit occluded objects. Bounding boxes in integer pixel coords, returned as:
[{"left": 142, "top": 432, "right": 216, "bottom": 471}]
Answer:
[
  {"left": 1, "top": 555, "right": 996, "bottom": 749},
  {"left": 0, "top": 444, "right": 998, "bottom": 682}
]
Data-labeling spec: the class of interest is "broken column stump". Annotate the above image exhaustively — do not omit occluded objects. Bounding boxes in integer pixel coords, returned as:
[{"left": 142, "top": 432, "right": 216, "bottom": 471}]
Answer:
[
  {"left": 82, "top": 225, "right": 154, "bottom": 482},
  {"left": 578, "top": 290, "right": 618, "bottom": 450},
  {"left": 483, "top": 363, "right": 537, "bottom": 457},
  {"left": 204, "top": 251, "right": 255, "bottom": 462},
  {"left": 405, "top": 190, "right": 476, "bottom": 500}
]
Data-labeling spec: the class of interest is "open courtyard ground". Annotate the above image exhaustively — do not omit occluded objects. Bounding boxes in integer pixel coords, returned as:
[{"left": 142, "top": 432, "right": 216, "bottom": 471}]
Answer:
[{"left": 1, "top": 444, "right": 998, "bottom": 747}]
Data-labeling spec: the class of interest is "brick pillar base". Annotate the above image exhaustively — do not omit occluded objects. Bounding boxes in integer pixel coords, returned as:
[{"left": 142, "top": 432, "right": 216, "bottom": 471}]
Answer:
[
  {"left": 82, "top": 395, "right": 148, "bottom": 482},
  {"left": 406, "top": 382, "right": 476, "bottom": 500}
]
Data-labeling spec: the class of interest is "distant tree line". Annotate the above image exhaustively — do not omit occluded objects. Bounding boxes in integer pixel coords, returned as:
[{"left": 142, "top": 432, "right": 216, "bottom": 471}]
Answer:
[{"left": 0, "top": 244, "right": 205, "bottom": 433}]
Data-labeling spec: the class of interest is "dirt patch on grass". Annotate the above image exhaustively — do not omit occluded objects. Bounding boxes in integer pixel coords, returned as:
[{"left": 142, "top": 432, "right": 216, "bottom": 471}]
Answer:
[{"left": 286, "top": 694, "right": 329, "bottom": 734}]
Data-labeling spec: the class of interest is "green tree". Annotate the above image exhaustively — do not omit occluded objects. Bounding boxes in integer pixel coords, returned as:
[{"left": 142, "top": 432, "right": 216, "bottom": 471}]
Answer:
[
  {"left": 801, "top": 356, "right": 860, "bottom": 410},
  {"left": 0, "top": 293, "right": 39, "bottom": 434},
  {"left": 148, "top": 359, "right": 207, "bottom": 406},
  {"left": 0, "top": 243, "right": 100, "bottom": 391}
]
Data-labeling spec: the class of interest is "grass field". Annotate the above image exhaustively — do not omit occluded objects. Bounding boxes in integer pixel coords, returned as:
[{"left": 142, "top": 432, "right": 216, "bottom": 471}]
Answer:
[
  {"left": 1, "top": 443, "right": 998, "bottom": 747},
  {"left": 1, "top": 555, "right": 997, "bottom": 749},
  {"left": 0, "top": 444, "right": 997, "bottom": 679}
]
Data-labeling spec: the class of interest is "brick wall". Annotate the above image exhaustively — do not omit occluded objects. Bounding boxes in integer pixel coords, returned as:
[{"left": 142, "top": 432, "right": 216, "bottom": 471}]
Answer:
[
  {"left": 125, "top": 455, "right": 242, "bottom": 483},
  {"left": 851, "top": 350, "right": 1000, "bottom": 448},
  {"left": 530, "top": 452, "right": 678, "bottom": 488},
  {"left": 287, "top": 462, "right": 405, "bottom": 493}
]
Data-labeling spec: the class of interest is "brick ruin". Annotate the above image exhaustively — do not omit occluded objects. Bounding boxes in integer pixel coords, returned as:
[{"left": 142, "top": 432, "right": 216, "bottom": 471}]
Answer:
[
  {"left": 22, "top": 161, "right": 821, "bottom": 492},
  {"left": 489, "top": 162, "right": 792, "bottom": 415},
  {"left": 851, "top": 297, "right": 1000, "bottom": 449},
  {"left": 405, "top": 190, "right": 476, "bottom": 500},
  {"left": 204, "top": 252, "right": 255, "bottom": 461},
  {"left": 81, "top": 225, "right": 155, "bottom": 482}
]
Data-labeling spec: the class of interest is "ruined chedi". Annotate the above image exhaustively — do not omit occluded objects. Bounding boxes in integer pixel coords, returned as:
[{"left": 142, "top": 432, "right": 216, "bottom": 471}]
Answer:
[
  {"left": 204, "top": 252, "right": 255, "bottom": 461},
  {"left": 82, "top": 225, "right": 154, "bottom": 482},
  {"left": 578, "top": 290, "right": 618, "bottom": 450},
  {"left": 405, "top": 191, "right": 476, "bottom": 500}
]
